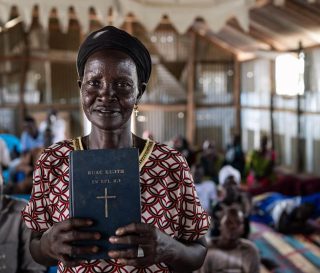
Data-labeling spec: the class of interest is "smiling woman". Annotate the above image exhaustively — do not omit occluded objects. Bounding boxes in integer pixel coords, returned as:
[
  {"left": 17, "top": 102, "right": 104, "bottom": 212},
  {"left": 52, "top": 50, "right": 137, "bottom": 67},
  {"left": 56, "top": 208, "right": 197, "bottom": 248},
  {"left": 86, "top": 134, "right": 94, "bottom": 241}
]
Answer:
[
  {"left": 79, "top": 50, "right": 138, "bottom": 134},
  {"left": 21, "top": 25, "right": 210, "bottom": 273}
]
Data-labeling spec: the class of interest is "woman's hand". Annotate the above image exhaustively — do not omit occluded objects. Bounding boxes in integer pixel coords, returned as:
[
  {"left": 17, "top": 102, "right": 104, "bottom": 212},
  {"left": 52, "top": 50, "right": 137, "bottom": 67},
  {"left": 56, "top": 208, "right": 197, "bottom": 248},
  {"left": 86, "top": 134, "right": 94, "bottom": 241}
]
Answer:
[
  {"left": 108, "top": 223, "right": 174, "bottom": 267},
  {"left": 39, "top": 218, "right": 101, "bottom": 267},
  {"left": 108, "top": 223, "right": 207, "bottom": 272}
]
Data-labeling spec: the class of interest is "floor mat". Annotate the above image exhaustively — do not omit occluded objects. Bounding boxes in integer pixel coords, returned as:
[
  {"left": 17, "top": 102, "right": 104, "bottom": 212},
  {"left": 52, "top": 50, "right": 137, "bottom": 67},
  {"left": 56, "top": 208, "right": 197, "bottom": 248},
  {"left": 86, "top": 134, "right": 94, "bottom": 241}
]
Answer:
[{"left": 250, "top": 222, "right": 320, "bottom": 273}]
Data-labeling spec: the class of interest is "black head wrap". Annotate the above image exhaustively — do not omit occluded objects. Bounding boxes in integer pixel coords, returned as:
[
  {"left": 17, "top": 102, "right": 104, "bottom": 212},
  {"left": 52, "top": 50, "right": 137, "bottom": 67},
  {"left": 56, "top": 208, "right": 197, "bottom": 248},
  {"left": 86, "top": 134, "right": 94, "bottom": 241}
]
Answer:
[{"left": 76, "top": 26, "right": 152, "bottom": 85}]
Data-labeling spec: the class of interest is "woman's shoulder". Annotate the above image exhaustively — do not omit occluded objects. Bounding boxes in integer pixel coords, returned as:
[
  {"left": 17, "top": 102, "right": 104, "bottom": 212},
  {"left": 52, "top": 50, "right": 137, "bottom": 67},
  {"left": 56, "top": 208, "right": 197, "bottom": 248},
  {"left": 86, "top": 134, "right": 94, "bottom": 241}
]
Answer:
[
  {"left": 133, "top": 135, "right": 181, "bottom": 157},
  {"left": 152, "top": 141, "right": 184, "bottom": 157},
  {"left": 37, "top": 138, "right": 75, "bottom": 161},
  {"left": 151, "top": 142, "right": 190, "bottom": 165}
]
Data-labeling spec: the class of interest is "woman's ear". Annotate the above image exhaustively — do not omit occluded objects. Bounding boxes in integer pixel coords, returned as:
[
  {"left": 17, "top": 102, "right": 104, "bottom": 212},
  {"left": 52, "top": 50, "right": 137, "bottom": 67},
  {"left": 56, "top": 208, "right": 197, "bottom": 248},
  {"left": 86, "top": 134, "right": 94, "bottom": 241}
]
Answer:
[
  {"left": 137, "top": 82, "right": 147, "bottom": 101},
  {"left": 77, "top": 79, "right": 82, "bottom": 89}
]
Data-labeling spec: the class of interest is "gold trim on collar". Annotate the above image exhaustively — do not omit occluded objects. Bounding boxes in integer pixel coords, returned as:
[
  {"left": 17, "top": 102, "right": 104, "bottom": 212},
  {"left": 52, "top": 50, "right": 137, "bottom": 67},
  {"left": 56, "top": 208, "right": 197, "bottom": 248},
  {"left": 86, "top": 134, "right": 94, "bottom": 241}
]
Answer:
[
  {"left": 72, "top": 137, "right": 83, "bottom": 151},
  {"left": 139, "top": 138, "right": 155, "bottom": 171},
  {"left": 73, "top": 136, "right": 155, "bottom": 170}
]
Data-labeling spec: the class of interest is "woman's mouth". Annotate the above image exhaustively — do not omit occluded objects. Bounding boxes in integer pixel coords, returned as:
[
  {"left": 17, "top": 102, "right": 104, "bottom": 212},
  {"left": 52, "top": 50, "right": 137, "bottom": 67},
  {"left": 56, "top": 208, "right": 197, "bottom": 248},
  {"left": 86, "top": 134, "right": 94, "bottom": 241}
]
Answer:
[{"left": 94, "top": 109, "right": 120, "bottom": 116}]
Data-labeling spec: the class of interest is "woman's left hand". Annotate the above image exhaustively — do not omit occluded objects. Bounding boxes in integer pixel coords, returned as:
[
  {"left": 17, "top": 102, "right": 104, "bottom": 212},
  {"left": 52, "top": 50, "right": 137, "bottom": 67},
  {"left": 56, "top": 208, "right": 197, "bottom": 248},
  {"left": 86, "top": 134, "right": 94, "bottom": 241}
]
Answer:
[{"left": 108, "top": 223, "right": 173, "bottom": 267}]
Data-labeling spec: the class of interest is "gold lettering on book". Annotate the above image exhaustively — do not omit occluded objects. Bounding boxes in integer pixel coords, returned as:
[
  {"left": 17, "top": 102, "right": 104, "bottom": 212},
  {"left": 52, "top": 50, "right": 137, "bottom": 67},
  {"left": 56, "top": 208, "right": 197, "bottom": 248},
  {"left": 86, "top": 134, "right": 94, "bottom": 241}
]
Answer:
[
  {"left": 88, "top": 169, "right": 125, "bottom": 175},
  {"left": 96, "top": 188, "right": 117, "bottom": 218}
]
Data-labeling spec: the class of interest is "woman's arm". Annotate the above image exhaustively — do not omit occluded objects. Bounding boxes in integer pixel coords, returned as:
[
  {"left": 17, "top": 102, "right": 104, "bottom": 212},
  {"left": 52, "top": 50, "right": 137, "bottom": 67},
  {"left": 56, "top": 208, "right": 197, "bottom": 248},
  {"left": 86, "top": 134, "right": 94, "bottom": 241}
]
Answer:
[
  {"left": 19, "top": 221, "right": 47, "bottom": 272},
  {"left": 164, "top": 237, "right": 207, "bottom": 272},
  {"left": 108, "top": 223, "right": 208, "bottom": 272},
  {"left": 29, "top": 231, "right": 57, "bottom": 266}
]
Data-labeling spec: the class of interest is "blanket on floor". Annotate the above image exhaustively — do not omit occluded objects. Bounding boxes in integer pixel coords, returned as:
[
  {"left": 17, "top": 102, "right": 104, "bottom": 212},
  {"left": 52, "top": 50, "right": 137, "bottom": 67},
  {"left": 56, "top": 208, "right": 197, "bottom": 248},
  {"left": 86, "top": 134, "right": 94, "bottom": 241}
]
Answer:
[{"left": 250, "top": 222, "right": 320, "bottom": 273}]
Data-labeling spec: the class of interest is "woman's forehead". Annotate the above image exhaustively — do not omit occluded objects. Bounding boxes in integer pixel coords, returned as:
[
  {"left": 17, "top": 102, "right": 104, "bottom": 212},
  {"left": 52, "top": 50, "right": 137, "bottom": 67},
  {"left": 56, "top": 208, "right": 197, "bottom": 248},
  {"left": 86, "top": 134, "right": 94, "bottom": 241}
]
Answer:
[{"left": 84, "top": 50, "right": 138, "bottom": 77}]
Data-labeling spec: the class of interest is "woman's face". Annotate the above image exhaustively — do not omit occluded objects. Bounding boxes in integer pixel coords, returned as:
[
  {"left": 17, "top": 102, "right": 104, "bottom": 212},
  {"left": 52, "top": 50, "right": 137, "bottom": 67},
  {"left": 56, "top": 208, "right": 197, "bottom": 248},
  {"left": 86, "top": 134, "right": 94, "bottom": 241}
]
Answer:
[{"left": 79, "top": 49, "right": 139, "bottom": 131}]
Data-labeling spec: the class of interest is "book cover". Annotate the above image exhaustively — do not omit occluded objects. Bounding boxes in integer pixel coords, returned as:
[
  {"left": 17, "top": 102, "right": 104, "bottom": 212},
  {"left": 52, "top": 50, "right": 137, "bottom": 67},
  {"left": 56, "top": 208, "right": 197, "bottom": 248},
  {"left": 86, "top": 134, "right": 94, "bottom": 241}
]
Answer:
[{"left": 69, "top": 148, "right": 141, "bottom": 260}]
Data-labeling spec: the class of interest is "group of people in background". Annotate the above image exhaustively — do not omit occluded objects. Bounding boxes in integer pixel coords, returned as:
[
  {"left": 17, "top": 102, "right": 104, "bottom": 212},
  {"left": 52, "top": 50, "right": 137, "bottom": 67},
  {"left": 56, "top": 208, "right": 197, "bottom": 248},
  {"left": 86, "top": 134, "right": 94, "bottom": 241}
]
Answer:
[
  {"left": 170, "top": 133, "right": 275, "bottom": 188},
  {"left": 0, "top": 110, "right": 66, "bottom": 195},
  {"left": 166, "top": 133, "right": 320, "bottom": 272},
  {"left": 0, "top": 109, "right": 66, "bottom": 272}
]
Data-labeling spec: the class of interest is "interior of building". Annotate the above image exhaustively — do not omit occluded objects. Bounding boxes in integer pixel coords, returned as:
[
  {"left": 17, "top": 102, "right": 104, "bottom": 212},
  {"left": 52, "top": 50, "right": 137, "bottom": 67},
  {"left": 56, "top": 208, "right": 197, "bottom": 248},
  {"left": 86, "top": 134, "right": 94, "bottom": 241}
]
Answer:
[{"left": 0, "top": 0, "right": 320, "bottom": 272}]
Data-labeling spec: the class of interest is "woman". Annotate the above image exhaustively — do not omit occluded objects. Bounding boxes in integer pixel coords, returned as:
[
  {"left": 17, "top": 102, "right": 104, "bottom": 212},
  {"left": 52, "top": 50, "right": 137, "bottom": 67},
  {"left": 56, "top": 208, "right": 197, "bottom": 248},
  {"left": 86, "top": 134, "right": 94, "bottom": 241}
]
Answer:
[{"left": 22, "top": 26, "right": 210, "bottom": 273}]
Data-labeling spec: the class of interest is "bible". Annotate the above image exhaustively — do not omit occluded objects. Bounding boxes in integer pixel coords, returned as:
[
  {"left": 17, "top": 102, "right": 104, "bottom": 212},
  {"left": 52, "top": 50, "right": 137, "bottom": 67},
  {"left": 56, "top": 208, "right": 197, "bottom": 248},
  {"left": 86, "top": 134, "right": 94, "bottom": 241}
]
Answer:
[{"left": 69, "top": 148, "right": 141, "bottom": 260}]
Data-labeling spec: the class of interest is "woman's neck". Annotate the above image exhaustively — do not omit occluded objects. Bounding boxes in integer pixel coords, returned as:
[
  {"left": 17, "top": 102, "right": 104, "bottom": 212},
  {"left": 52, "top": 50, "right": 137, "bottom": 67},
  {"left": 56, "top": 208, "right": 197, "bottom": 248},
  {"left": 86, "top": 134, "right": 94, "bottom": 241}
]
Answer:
[{"left": 88, "top": 127, "right": 133, "bottom": 150}]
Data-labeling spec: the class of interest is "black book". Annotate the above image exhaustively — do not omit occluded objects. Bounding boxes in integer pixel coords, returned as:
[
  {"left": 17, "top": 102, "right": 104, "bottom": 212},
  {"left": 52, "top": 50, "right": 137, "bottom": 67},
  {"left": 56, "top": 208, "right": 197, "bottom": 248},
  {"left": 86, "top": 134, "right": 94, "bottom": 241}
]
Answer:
[{"left": 69, "top": 148, "right": 141, "bottom": 260}]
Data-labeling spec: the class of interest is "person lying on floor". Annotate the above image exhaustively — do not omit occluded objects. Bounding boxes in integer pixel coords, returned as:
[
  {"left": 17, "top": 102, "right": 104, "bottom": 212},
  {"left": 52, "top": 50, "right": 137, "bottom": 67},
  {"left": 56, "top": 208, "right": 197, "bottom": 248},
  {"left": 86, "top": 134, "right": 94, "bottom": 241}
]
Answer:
[
  {"left": 251, "top": 192, "right": 320, "bottom": 234},
  {"left": 195, "top": 207, "right": 260, "bottom": 273}
]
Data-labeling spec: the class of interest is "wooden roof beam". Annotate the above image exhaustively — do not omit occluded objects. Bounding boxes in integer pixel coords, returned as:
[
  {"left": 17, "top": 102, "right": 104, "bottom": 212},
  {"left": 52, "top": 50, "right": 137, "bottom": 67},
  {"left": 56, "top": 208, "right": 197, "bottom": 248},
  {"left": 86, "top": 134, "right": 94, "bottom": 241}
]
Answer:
[
  {"left": 257, "top": 6, "right": 320, "bottom": 44},
  {"left": 191, "top": 21, "right": 240, "bottom": 58},
  {"left": 290, "top": 0, "right": 320, "bottom": 14},
  {"left": 249, "top": 21, "right": 288, "bottom": 51},
  {"left": 286, "top": 0, "right": 320, "bottom": 23}
]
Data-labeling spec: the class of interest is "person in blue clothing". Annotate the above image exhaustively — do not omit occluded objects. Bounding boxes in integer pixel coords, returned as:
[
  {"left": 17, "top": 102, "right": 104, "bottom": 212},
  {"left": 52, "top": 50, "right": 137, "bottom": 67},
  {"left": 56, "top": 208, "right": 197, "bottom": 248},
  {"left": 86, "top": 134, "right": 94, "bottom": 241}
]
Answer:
[
  {"left": 20, "top": 116, "right": 44, "bottom": 154},
  {"left": 0, "top": 132, "right": 21, "bottom": 160},
  {"left": 0, "top": 131, "right": 21, "bottom": 183},
  {"left": 252, "top": 192, "right": 320, "bottom": 234}
]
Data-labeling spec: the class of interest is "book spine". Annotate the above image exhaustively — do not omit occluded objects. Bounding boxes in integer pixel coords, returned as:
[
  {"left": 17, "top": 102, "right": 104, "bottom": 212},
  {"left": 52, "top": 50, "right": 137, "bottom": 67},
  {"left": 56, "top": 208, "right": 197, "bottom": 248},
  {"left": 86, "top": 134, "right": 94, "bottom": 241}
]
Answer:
[{"left": 69, "top": 152, "right": 74, "bottom": 218}]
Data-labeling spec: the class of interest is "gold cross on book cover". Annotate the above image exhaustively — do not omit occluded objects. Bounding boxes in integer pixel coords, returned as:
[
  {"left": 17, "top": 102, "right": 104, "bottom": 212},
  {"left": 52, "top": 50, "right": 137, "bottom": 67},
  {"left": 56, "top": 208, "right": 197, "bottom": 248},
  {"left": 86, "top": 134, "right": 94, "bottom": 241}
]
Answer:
[{"left": 96, "top": 188, "right": 117, "bottom": 218}]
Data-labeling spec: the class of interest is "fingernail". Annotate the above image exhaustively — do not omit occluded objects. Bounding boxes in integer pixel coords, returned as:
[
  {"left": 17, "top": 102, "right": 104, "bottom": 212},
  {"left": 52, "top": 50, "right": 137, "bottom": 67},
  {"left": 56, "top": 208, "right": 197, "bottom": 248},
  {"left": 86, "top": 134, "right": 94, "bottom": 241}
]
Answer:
[
  {"left": 109, "top": 236, "right": 116, "bottom": 243},
  {"left": 95, "top": 233, "right": 101, "bottom": 240},
  {"left": 87, "top": 220, "right": 93, "bottom": 225},
  {"left": 115, "top": 229, "right": 122, "bottom": 235}
]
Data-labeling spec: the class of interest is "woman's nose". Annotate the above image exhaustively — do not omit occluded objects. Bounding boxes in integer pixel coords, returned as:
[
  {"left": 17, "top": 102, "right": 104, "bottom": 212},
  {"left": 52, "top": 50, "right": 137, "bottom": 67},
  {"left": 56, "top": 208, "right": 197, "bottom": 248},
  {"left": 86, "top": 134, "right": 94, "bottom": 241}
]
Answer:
[{"left": 98, "top": 83, "right": 116, "bottom": 101}]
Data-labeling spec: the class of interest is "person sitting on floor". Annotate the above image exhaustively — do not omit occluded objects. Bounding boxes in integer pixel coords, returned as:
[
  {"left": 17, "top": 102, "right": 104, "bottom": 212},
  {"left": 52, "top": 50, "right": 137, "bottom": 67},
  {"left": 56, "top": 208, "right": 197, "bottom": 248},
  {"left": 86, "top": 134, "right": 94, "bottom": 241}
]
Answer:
[
  {"left": 0, "top": 174, "right": 46, "bottom": 273},
  {"left": 211, "top": 165, "right": 252, "bottom": 238},
  {"left": 20, "top": 116, "right": 44, "bottom": 154},
  {"left": 195, "top": 207, "right": 260, "bottom": 273},
  {"left": 4, "top": 147, "right": 43, "bottom": 195},
  {"left": 224, "top": 134, "right": 246, "bottom": 178},
  {"left": 39, "top": 109, "right": 66, "bottom": 147},
  {"left": 191, "top": 163, "right": 217, "bottom": 214},
  {"left": 245, "top": 135, "right": 275, "bottom": 189},
  {"left": 0, "top": 138, "right": 10, "bottom": 174},
  {"left": 200, "top": 140, "right": 223, "bottom": 183},
  {"left": 251, "top": 192, "right": 320, "bottom": 234}
]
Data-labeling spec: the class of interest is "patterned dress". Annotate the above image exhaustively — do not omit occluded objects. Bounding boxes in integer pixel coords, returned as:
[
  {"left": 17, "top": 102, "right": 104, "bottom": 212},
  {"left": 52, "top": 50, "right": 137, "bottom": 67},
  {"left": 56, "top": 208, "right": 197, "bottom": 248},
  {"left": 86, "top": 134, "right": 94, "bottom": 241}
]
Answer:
[{"left": 22, "top": 138, "right": 210, "bottom": 273}]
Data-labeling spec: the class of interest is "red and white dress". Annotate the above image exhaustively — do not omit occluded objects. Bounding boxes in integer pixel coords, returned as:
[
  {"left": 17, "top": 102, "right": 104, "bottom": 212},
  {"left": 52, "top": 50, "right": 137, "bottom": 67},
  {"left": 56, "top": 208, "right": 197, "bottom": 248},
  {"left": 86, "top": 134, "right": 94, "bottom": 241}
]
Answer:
[{"left": 22, "top": 137, "right": 210, "bottom": 273}]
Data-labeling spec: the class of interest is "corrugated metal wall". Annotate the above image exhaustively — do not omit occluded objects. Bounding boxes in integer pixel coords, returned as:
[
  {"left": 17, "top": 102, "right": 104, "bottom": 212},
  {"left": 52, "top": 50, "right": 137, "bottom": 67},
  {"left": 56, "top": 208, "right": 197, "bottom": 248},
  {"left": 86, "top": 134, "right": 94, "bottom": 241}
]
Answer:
[{"left": 241, "top": 48, "right": 320, "bottom": 174}]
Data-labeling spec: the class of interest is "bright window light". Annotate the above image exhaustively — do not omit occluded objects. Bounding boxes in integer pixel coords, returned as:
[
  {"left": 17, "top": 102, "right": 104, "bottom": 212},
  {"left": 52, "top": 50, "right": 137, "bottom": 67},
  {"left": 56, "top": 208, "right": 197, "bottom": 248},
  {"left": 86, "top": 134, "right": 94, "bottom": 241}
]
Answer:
[{"left": 275, "top": 53, "right": 305, "bottom": 96}]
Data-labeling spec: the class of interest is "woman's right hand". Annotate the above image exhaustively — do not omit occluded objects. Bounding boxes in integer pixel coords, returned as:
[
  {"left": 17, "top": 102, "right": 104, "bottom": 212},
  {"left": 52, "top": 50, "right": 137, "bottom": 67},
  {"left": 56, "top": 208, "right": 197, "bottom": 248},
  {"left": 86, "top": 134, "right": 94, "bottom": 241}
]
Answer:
[{"left": 40, "top": 218, "right": 101, "bottom": 267}]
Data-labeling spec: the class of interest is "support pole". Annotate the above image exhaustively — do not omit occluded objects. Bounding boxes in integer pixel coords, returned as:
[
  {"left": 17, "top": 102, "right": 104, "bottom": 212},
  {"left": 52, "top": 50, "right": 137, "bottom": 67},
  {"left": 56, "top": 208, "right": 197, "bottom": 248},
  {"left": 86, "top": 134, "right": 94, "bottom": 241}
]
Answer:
[
  {"left": 233, "top": 58, "right": 241, "bottom": 137},
  {"left": 186, "top": 30, "right": 196, "bottom": 145}
]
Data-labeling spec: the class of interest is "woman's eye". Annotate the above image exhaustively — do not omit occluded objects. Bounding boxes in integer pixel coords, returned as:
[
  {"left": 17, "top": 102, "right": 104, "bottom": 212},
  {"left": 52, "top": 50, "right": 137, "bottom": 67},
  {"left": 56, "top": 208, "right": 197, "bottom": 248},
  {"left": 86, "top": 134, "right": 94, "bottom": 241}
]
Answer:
[
  {"left": 115, "top": 81, "right": 132, "bottom": 89},
  {"left": 88, "top": 80, "right": 100, "bottom": 87}
]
